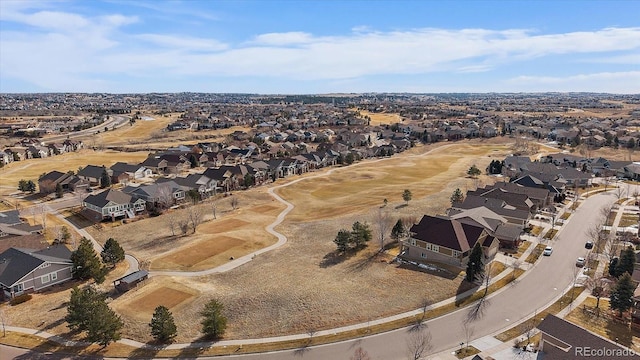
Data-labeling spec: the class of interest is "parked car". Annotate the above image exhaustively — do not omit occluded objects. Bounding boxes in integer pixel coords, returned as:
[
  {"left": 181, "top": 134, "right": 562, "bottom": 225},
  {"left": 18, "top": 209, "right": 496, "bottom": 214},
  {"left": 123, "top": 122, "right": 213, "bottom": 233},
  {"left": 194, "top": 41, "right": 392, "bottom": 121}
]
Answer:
[
  {"left": 543, "top": 246, "right": 553, "bottom": 256},
  {"left": 585, "top": 241, "right": 594, "bottom": 249},
  {"left": 576, "top": 257, "right": 585, "bottom": 267}
]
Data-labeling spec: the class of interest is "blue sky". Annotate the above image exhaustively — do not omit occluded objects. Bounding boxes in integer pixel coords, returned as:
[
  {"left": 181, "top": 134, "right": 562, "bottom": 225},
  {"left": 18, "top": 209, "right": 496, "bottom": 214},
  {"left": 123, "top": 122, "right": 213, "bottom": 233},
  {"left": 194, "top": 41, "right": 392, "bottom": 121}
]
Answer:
[{"left": 1, "top": 0, "right": 639, "bottom": 94}]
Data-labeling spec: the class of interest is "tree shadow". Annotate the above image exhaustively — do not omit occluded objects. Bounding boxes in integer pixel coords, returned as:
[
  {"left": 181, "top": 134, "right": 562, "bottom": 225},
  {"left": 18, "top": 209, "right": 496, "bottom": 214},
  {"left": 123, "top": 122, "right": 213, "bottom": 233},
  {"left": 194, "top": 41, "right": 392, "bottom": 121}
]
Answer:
[
  {"left": 174, "top": 341, "right": 208, "bottom": 359},
  {"left": 454, "top": 280, "right": 478, "bottom": 306},
  {"left": 127, "top": 342, "right": 166, "bottom": 359},
  {"left": 42, "top": 317, "right": 66, "bottom": 331},
  {"left": 348, "top": 252, "right": 379, "bottom": 272},
  {"left": 395, "top": 204, "right": 408, "bottom": 209},
  {"left": 396, "top": 261, "right": 459, "bottom": 280},
  {"left": 319, "top": 249, "right": 358, "bottom": 268},
  {"left": 605, "top": 315, "right": 633, "bottom": 348}
]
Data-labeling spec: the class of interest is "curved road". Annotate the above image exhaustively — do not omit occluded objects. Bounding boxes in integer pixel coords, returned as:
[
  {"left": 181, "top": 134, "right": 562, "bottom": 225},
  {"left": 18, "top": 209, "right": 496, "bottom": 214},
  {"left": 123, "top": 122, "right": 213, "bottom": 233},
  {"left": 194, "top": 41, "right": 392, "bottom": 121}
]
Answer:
[
  {"left": 184, "top": 191, "right": 618, "bottom": 359},
  {"left": 5, "top": 146, "right": 623, "bottom": 359}
]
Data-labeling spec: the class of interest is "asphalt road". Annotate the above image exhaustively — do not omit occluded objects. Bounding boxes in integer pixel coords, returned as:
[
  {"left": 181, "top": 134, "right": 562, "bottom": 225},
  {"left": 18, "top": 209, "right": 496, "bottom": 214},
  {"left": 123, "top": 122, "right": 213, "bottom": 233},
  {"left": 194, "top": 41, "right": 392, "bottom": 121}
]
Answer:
[
  {"left": 189, "top": 191, "right": 616, "bottom": 360},
  {"left": 2, "top": 190, "right": 621, "bottom": 360},
  {"left": 41, "top": 115, "right": 129, "bottom": 145}
]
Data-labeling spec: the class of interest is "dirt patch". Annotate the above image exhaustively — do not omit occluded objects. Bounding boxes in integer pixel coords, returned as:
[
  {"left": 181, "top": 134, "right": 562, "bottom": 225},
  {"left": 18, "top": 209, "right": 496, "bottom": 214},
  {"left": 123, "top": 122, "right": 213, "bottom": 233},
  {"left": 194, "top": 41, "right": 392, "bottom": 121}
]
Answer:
[
  {"left": 153, "top": 236, "right": 245, "bottom": 269},
  {"left": 126, "top": 287, "right": 194, "bottom": 318}
]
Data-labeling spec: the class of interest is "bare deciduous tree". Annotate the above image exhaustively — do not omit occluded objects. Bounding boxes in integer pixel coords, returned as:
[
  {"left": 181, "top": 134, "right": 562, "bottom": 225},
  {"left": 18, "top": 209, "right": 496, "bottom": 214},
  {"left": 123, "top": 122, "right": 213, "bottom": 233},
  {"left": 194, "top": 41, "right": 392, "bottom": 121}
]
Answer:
[
  {"left": 375, "top": 208, "right": 392, "bottom": 251},
  {"left": 187, "top": 206, "right": 203, "bottom": 233},
  {"left": 462, "top": 322, "right": 475, "bottom": 353},
  {"left": 211, "top": 201, "right": 217, "bottom": 219},
  {"left": 230, "top": 196, "right": 238, "bottom": 210},
  {"left": 509, "top": 259, "right": 522, "bottom": 282},
  {"left": 615, "top": 186, "right": 627, "bottom": 200},
  {"left": 585, "top": 275, "right": 610, "bottom": 312},
  {"left": 405, "top": 329, "right": 432, "bottom": 360},
  {"left": 167, "top": 214, "right": 177, "bottom": 237}
]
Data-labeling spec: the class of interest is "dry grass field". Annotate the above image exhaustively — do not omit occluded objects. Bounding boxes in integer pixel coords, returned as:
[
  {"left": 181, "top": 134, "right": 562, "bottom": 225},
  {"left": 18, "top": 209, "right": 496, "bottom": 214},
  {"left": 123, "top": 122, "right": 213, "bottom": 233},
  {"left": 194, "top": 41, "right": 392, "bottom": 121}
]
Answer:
[
  {"left": 89, "top": 189, "right": 284, "bottom": 272},
  {"left": 113, "top": 280, "right": 199, "bottom": 322},
  {"left": 358, "top": 110, "right": 403, "bottom": 125},
  {"left": 0, "top": 149, "right": 149, "bottom": 196},
  {"left": 2, "top": 139, "right": 517, "bottom": 343}
]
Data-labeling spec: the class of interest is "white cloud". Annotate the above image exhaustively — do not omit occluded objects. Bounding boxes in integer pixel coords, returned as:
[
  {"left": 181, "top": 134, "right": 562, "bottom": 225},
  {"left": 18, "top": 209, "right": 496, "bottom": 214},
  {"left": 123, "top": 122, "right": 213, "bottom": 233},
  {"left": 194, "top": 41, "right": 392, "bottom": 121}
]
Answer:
[
  {"left": 250, "top": 32, "right": 315, "bottom": 46},
  {"left": 136, "top": 34, "right": 228, "bottom": 51},
  {"left": 506, "top": 71, "right": 640, "bottom": 93},
  {"left": 1, "top": 3, "right": 640, "bottom": 92}
]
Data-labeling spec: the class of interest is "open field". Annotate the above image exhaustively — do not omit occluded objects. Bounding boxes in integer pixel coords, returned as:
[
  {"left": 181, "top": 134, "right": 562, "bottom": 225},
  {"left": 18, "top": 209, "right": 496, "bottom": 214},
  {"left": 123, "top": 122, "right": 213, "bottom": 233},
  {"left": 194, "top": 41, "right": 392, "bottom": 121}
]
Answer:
[
  {"left": 0, "top": 149, "right": 150, "bottom": 196},
  {"left": 358, "top": 110, "right": 402, "bottom": 125},
  {"left": 2, "top": 139, "right": 519, "bottom": 343},
  {"left": 113, "top": 280, "right": 200, "bottom": 322},
  {"left": 86, "top": 189, "right": 283, "bottom": 272}
]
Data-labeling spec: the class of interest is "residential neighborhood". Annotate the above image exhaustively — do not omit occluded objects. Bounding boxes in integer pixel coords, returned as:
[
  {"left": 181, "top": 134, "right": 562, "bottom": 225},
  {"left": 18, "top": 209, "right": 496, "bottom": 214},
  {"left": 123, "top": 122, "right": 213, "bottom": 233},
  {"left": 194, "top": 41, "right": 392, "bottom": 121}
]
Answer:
[{"left": 1, "top": 92, "right": 639, "bottom": 360}]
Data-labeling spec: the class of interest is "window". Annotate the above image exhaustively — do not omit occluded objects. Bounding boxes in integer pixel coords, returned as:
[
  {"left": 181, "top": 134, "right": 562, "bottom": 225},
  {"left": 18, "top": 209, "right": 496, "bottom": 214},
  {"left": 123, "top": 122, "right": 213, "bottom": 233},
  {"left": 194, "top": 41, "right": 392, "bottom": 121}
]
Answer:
[
  {"left": 40, "top": 263, "right": 50, "bottom": 269},
  {"left": 51, "top": 272, "right": 58, "bottom": 281},
  {"left": 41, "top": 274, "right": 50, "bottom": 284},
  {"left": 432, "top": 245, "right": 440, "bottom": 253},
  {"left": 453, "top": 250, "right": 461, "bottom": 257},
  {"left": 421, "top": 252, "right": 426, "bottom": 258},
  {"left": 425, "top": 243, "right": 432, "bottom": 251},
  {"left": 410, "top": 239, "right": 416, "bottom": 246},
  {"left": 13, "top": 283, "right": 24, "bottom": 293}
]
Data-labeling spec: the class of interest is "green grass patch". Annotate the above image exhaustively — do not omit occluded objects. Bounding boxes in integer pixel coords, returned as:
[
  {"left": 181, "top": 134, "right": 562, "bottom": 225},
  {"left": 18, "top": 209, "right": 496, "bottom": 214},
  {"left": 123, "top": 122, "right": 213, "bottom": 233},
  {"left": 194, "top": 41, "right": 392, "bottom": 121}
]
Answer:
[{"left": 494, "top": 287, "right": 583, "bottom": 342}]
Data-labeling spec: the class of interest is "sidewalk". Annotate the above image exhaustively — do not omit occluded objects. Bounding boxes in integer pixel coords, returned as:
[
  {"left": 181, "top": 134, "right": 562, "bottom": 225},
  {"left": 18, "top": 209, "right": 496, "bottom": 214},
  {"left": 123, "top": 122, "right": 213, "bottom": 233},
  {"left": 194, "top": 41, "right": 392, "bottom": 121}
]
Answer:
[{"left": 3, "top": 192, "right": 607, "bottom": 355}]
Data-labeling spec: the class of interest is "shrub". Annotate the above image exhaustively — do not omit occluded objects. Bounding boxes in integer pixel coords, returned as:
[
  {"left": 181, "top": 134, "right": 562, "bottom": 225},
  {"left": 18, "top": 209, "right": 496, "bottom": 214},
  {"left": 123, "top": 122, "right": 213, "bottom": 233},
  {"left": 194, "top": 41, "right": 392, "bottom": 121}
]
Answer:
[{"left": 10, "top": 293, "right": 32, "bottom": 305}]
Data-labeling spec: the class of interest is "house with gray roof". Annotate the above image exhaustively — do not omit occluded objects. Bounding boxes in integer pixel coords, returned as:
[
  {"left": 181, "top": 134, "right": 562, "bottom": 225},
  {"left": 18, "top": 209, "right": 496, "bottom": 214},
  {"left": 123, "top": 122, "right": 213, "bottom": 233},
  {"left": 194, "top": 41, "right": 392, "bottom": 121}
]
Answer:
[
  {"left": 82, "top": 188, "right": 146, "bottom": 221},
  {"left": 0, "top": 244, "right": 73, "bottom": 300}
]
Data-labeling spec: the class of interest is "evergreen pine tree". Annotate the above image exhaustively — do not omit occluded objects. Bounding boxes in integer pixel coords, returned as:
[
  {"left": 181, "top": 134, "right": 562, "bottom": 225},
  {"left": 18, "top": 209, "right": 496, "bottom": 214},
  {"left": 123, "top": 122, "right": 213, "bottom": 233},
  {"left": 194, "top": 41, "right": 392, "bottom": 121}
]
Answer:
[
  {"left": 71, "top": 237, "right": 105, "bottom": 282},
  {"left": 616, "top": 246, "right": 636, "bottom": 277},
  {"left": 610, "top": 273, "right": 635, "bottom": 317},
  {"left": 101, "top": 238, "right": 125, "bottom": 268},
  {"left": 150, "top": 305, "right": 177, "bottom": 343},
  {"left": 201, "top": 299, "right": 227, "bottom": 339},
  {"left": 465, "top": 243, "right": 484, "bottom": 282},
  {"left": 391, "top": 219, "right": 405, "bottom": 241}
]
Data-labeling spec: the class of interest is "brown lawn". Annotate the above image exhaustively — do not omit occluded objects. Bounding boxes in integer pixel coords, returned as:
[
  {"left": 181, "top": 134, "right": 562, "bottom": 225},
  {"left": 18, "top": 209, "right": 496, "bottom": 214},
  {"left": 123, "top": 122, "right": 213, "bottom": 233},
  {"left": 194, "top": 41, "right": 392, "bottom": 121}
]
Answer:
[
  {"left": 358, "top": 110, "right": 402, "bottom": 125},
  {"left": 0, "top": 149, "right": 149, "bottom": 196},
  {"left": 3, "top": 139, "right": 521, "bottom": 343},
  {"left": 123, "top": 286, "right": 195, "bottom": 320},
  {"left": 153, "top": 235, "right": 245, "bottom": 269}
]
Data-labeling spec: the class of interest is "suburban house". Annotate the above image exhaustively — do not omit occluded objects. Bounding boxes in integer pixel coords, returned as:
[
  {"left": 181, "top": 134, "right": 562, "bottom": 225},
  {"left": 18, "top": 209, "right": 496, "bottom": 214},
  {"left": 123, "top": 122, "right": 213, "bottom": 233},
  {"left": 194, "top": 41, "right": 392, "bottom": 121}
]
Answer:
[
  {"left": 38, "top": 170, "right": 89, "bottom": 194},
  {"left": 122, "top": 181, "right": 185, "bottom": 208},
  {"left": 447, "top": 206, "right": 525, "bottom": 249},
  {"left": 159, "top": 174, "right": 217, "bottom": 198},
  {"left": 77, "top": 165, "right": 111, "bottom": 185},
  {"left": 0, "top": 210, "right": 43, "bottom": 237},
  {"left": 82, "top": 188, "right": 146, "bottom": 221},
  {"left": 0, "top": 244, "right": 73, "bottom": 300},
  {"left": 401, "top": 214, "right": 499, "bottom": 267},
  {"left": 109, "top": 162, "right": 153, "bottom": 181},
  {"left": 451, "top": 195, "right": 532, "bottom": 227},
  {"left": 537, "top": 314, "right": 630, "bottom": 359},
  {"left": 141, "top": 156, "right": 169, "bottom": 174}
]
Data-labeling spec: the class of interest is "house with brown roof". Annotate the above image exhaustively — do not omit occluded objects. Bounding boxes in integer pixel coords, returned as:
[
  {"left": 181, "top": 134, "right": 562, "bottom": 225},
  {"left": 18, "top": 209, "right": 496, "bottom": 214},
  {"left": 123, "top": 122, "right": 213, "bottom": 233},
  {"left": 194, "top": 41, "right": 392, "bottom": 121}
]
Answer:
[
  {"left": 400, "top": 214, "right": 499, "bottom": 267},
  {"left": 537, "top": 314, "right": 631, "bottom": 359}
]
